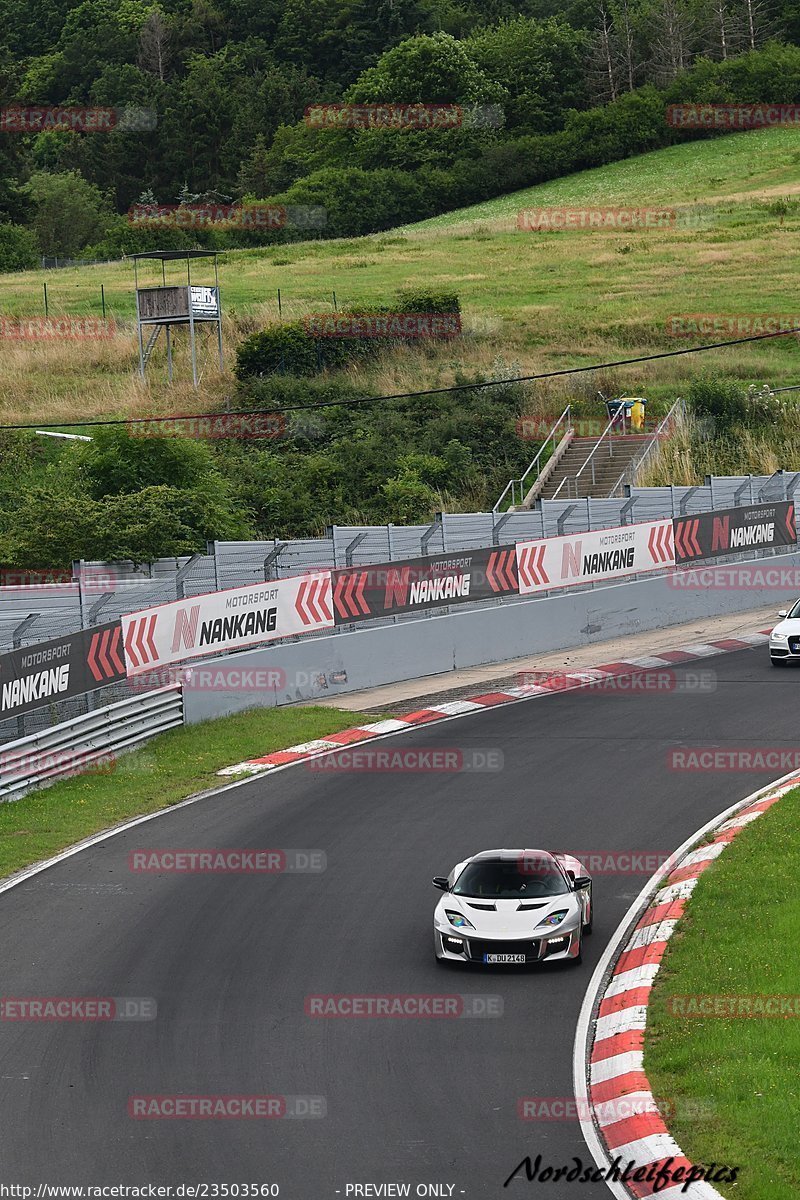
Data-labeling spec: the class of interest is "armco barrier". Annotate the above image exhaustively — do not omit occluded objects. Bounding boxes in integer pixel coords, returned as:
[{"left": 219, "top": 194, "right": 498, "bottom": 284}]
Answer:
[
  {"left": 0, "top": 474, "right": 797, "bottom": 658},
  {"left": 180, "top": 549, "right": 800, "bottom": 724},
  {"left": 1, "top": 502, "right": 795, "bottom": 735},
  {"left": 0, "top": 685, "right": 183, "bottom": 801}
]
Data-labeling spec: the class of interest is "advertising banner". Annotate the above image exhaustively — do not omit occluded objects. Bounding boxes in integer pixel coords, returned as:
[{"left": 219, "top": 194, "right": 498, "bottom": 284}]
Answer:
[
  {"left": 332, "top": 546, "right": 518, "bottom": 625},
  {"left": 0, "top": 620, "right": 126, "bottom": 720},
  {"left": 515, "top": 520, "right": 675, "bottom": 596},
  {"left": 121, "top": 574, "right": 334, "bottom": 675},
  {"left": 673, "top": 502, "right": 796, "bottom": 563}
]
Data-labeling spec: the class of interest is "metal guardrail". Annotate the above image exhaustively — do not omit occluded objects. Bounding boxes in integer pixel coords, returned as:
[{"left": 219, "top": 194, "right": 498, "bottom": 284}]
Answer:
[
  {"left": 1, "top": 472, "right": 799, "bottom": 678},
  {"left": 550, "top": 403, "right": 629, "bottom": 501},
  {"left": 0, "top": 685, "right": 183, "bottom": 801},
  {"left": 493, "top": 404, "right": 571, "bottom": 512},
  {"left": 607, "top": 398, "right": 687, "bottom": 497}
]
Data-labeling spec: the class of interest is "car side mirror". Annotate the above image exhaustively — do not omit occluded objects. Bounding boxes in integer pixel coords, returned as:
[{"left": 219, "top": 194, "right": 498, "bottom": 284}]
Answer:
[
  {"left": 572, "top": 875, "right": 591, "bottom": 890},
  {"left": 778, "top": 610, "right": 788, "bottom": 618},
  {"left": 432, "top": 876, "right": 449, "bottom": 891}
]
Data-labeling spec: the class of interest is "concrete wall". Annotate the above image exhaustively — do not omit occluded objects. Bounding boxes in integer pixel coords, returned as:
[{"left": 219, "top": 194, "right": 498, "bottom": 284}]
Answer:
[{"left": 181, "top": 552, "right": 798, "bottom": 724}]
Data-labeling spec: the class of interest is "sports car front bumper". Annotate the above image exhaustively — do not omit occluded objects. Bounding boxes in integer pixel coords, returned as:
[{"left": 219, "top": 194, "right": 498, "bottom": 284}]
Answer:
[{"left": 435, "top": 927, "right": 579, "bottom": 964}]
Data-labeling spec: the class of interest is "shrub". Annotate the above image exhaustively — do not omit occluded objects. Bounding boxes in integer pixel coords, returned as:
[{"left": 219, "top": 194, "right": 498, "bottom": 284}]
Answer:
[{"left": 0, "top": 222, "right": 39, "bottom": 271}]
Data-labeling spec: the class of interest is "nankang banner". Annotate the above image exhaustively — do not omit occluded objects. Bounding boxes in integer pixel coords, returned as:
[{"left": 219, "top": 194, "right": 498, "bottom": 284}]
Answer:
[
  {"left": 673, "top": 501, "right": 796, "bottom": 563},
  {"left": 515, "top": 520, "right": 675, "bottom": 596},
  {"left": 121, "top": 573, "right": 334, "bottom": 675},
  {"left": 0, "top": 620, "right": 126, "bottom": 720},
  {"left": 332, "top": 546, "right": 518, "bottom": 624}
]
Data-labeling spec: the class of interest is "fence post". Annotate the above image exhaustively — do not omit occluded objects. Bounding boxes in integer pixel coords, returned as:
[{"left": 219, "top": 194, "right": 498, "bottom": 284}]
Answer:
[
  {"left": 175, "top": 552, "right": 203, "bottom": 600},
  {"left": 421, "top": 514, "right": 442, "bottom": 556},
  {"left": 556, "top": 504, "right": 576, "bottom": 536},
  {"left": 387, "top": 524, "right": 395, "bottom": 561},
  {"left": 263, "top": 543, "right": 285, "bottom": 581},
  {"left": 492, "top": 512, "right": 511, "bottom": 546},
  {"left": 207, "top": 541, "right": 220, "bottom": 591},
  {"left": 620, "top": 497, "right": 636, "bottom": 526},
  {"left": 345, "top": 532, "right": 367, "bottom": 567},
  {"left": 12, "top": 614, "right": 40, "bottom": 737}
]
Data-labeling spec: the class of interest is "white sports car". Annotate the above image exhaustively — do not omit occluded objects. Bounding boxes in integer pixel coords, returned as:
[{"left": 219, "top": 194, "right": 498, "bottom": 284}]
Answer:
[
  {"left": 769, "top": 604, "right": 800, "bottom": 665},
  {"left": 432, "top": 848, "right": 592, "bottom": 966}
]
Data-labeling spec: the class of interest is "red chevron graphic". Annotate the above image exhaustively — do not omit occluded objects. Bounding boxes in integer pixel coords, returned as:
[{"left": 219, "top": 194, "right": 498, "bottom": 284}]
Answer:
[
  {"left": 295, "top": 576, "right": 333, "bottom": 626},
  {"left": 108, "top": 625, "right": 125, "bottom": 673},
  {"left": 786, "top": 503, "right": 796, "bottom": 542},
  {"left": 486, "top": 549, "right": 518, "bottom": 593},
  {"left": 316, "top": 576, "right": 333, "bottom": 621},
  {"left": 674, "top": 517, "right": 702, "bottom": 561},
  {"left": 517, "top": 543, "right": 549, "bottom": 589},
  {"left": 334, "top": 571, "right": 370, "bottom": 619},
  {"left": 647, "top": 522, "right": 674, "bottom": 565},
  {"left": 295, "top": 579, "right": 314, "bottom": 626},
  {"left": 87, "top": 630, "right": 103, "bottom": 682},
  {"left": 124, "top": 615, "right": 159, "bottom": 670},
  {"left": 124, "top": 619, "right": 140, "bottom": 669}
]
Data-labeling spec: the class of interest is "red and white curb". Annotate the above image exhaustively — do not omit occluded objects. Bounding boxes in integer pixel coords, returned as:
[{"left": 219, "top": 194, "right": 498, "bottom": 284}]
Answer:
[
  {"left": 574, "top": 769, "right": 800, "bottom": 1199},
  {"left": 218, "top": 630, "right": 770, "bottom": 776}
]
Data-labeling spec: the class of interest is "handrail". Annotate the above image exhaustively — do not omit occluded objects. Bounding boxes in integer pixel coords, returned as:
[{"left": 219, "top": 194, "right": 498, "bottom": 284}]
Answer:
[
  {"left": 550, "top": 403, "right": 628, "bottom": 501},
  {"left": 606, "top": 397, "right": 686, "bottom": 497},
  {"left": 493, "top": 405, "right": 571, "bottom": 512}
]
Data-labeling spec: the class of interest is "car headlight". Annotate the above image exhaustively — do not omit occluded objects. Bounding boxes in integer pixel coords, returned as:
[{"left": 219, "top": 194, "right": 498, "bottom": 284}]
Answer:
[
  {"left": 537, "top": 910, "right": 569, "bottom": 928},
  {"left": 445, "top": 910, "right": 475, "bottom": 929},
  {"left": 771, "top": 631, "right": 787, "bottom": 641}
]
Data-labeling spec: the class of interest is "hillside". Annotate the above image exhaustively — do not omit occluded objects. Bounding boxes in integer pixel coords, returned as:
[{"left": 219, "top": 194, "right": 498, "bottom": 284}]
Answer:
[{"left": 1, "top": 128, "right": 798, "bottom": 427}]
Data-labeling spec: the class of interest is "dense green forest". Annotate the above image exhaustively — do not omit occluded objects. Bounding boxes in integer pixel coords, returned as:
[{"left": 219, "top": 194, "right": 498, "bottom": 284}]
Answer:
[{"left": 2, "top": 0, "right": 800, "bottom": 263}]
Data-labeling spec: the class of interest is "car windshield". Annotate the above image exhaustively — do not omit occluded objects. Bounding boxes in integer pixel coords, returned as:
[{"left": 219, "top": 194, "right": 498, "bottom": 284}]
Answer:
[
  {"left": 452, "top": 859, "right": 569, "bottom": 899},
  {"left": 788, "top": 600, "right": 800, "bottom": 618}
]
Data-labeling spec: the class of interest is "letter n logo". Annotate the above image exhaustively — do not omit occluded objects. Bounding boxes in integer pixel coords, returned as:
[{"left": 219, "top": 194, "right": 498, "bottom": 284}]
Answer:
[
  {"left": 172, "top": 605, "right": 200, "bottom": 653},
  {"left": 562, "top": 540, "right": 581, "bottom": 578},
  {"left": 384, "top": 567, "right": 410, "bottom": 610},
  {"left": 711, "top": 516, "right": 729, "bottom": 552}
]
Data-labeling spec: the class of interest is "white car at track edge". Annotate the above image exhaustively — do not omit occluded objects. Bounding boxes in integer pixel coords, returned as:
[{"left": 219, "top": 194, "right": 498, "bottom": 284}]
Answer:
[
  {"left": 432, "top": 848, "right": 592, "bottom": 966},
  {"left": 769, "top": 602, "right": 800, "bottom": 665}
]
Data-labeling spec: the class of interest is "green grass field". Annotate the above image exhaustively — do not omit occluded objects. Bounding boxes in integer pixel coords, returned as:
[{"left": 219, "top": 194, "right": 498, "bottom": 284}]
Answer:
[
  {"left": 0, "top": 704, "right": 380, "bottom": 880},
  {"left": 645, "top": 786, "right": 800, "bottom": 1200},
  {"left": 1, "top": 128, "right": 799, "bottom": 426}
]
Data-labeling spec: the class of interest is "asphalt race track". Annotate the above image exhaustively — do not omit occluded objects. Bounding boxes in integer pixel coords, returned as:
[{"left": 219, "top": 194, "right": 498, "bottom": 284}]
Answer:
[{"left": 0, "top": 645, "right": 792, "bottom": 1197}]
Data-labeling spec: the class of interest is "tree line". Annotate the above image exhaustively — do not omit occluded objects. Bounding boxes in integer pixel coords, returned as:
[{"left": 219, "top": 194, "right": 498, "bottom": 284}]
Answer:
[{"left": 1, "top": 0, "right": 800, "bottom": 264}]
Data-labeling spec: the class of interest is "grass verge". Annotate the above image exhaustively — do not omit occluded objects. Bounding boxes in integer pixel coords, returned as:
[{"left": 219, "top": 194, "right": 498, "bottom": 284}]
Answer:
[
  {"left": 0, "top": 704, "right": 380, "bottom": 881},
  {"left": 645, "top": 785, "right": 800, "bottom": 1200}
]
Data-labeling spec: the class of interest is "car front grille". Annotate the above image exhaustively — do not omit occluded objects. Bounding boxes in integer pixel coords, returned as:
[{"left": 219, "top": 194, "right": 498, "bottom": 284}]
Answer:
[{"left": 464, "top": 938, "right": 541, "bottom": 963}]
